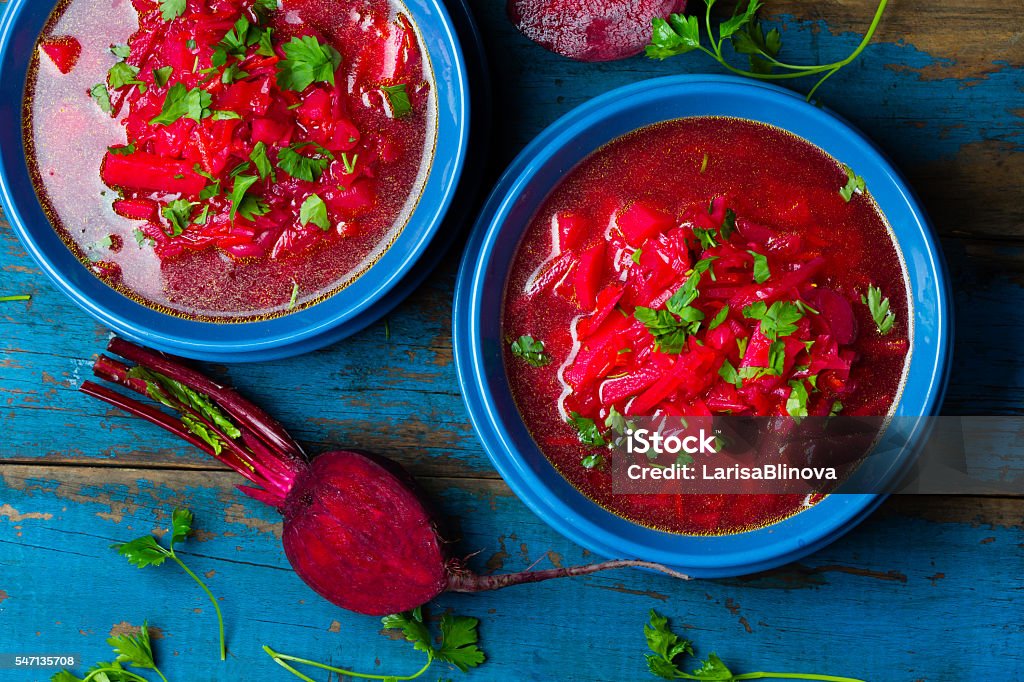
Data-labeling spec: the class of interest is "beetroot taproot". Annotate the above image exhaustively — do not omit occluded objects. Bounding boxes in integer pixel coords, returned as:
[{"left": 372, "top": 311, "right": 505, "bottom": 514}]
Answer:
[
  {"left": 81, "top": 338, "right": 688, "bottom": 617},
  {"left": 508, "top": 0, "right": 688, "bottom": 61}
]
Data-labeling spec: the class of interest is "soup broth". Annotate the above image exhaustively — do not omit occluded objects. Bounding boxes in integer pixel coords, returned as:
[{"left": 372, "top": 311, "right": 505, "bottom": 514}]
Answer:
[
  {"left": 26, "top": 0, "right": 435, "bottom": 320},
  {"left": 502, "top": 117, "right": 911, "bottom": 535}
]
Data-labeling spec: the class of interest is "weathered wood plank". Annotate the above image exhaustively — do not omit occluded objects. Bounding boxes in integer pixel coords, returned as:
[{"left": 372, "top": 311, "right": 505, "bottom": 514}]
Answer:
[{"left": 0, "top": 464, "right": 1021, "bottom": 681}]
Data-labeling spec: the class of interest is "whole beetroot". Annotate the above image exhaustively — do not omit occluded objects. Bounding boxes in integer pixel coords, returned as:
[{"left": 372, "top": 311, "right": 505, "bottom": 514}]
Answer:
[{"left": 82, "top": 338, "right": 688, "bottom": 616}]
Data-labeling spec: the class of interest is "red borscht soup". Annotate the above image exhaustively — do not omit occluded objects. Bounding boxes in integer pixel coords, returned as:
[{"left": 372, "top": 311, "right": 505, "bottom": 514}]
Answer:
[
  {"left": 503, "top": 117, "right": 911, "bottom": 535},
  {"left": 26, "top": 0, "right": 434, "bottom": 320}
]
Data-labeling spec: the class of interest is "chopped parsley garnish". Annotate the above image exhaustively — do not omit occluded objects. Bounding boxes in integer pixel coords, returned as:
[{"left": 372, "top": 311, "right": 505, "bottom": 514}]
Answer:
[
  {"left": 510, "top": 335, "right": 551, "bottom": 367},
  {"left": 829, "top": 400, "right": 844, "bottom": 417},
  {"left": 381, "top": 83, "right": 412, "bottom": 118},
  {"left": 635, "top": 306, "right": 703, "bottom": 354},
  {"left": 108, "top": 61, "right": 144, "bottom": 90},
  {"left": 277, "top": 142, "right": 334, "bottom": 181},
  {"left": 149, "top": 83, "right": 212, "bottom": 126},
  {"left": 298, "top": 193, "right": 330, "bottom": 231},
  {"left": 161, "top": 199, "right": 196, "bottom": 237},
  {"left": 341, "top": 152, "right": 358, "bottom": 176},
  {"left": 700, "top": 153, "right": 709, "bottom": 173},
  {"left": 862, "top": 284, "right": 895, "bottom": 335},
  {"left": 249, "top": 142, "right": 274, "bottom": 181},
  {"left": 720, "top": 208, "right": 737, "bottom": 241},
  {"left": 747, "top": 250, "right": 770, "bottom": 283},
  {"left": 228, "top": 174, "right": 259, "bottom": 221},
  {"left": 133, "top": 228, "right": 155, "bottom": 247},
  {"left": 708, "top": 304, "right": 730, "bottom": 330},
  {"left": 719, "top": 359, "right": 742, "bottom": 388},
  {"left": 110, "top": 44, "right": 131, "bottom": 59},
  {"left": 739, "top": 340, "right": 786, "bottom": 380},
  {"left": 569, "top": 411, "right": 607, "bottom": 448},
  {"left": 108, "top": 143, "right": 136, "bottom": 156},
  {"left": 632, "top": 248, "right": 643, "bottom": 264},
  {"left": 153, "top": 66, "right": 173, "bottom": 87},
  {"left": 90, "top": 83, "right": 112, "bottom": 114},
  {"left": 276, "top": 35, "right": 342, "bottom": 91},
  {"left": 211, "top": 110, "right": 242, "bottom": 120},
  {"left": 604, "top": 406, "right": 631, "bottom": 436},
  {"left": 786, "top": 379, "right": 810, "bottom": 419},
  {"left": 581, "top": 453, "right": 605, "bottom": 469},
  {"left": 840, "top": 164, "right": 866, "bottom": 202},
  {"left": 742, "top": 300, "right": 802, "bottom": 340},
  {"left": 693, "top": 227, "right": 718, "bottom": 250},
  {"left": 160, "top": 0, "right": 186, "bottom": 21},
  {"left": 288, "top": 280, "right": 299, "bottom": 310}
]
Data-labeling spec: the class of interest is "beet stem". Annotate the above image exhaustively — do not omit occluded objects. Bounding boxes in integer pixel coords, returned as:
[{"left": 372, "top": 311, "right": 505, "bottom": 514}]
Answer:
[
  {"left": 107, "top": 337, "right": 306, "bottom": 463},
  {"left": 80, "top": 381, "right": 218, "bottom": 459},
  {"left": 447, "top": 560, "right": 690, "bottom": 593}
]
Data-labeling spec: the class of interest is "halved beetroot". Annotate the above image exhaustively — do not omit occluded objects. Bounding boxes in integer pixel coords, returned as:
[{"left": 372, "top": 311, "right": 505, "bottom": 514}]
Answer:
[
  {"left": 508, "top": 0, "right": 688, "bottom": 62},
  {"left": 40, "top": 36, "right": 81, "bottom": 74}
]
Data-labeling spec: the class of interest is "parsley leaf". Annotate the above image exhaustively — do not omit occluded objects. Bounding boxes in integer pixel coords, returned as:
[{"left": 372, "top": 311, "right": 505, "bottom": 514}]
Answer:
[
  {"left": 708, "top": 304, "right": 730, "bottom": 330},
  {"left": 510, "top": 335, "right": 551, "bottom": 367},
  {"left": 719, "top": 359, "right": 742, "bottom": 388},
  {"left": 160, "top": 0, "right": 186, "bottom": 21},
  {"left": 110, "top": 44, "right": 131, "bottom": 59},
  {"left": 249, "top": 141, "right": 274, "bottom": 181},
  {"left": 153, "top": 65, "right": 173, "bottom": 87},
  {"left": 581, "top": 453, "right": 605, "bottom": 469},
  {"left": 862, "top": 284, "right": 895, "bottom": 335},
  {"left": 276, "top": 35, "right": 341, "bottom": 91},
  {"left": 108, "top": 624, "right": 159, "bottom": 671},
  {"left": 111, "top": 508, "right": 226, "bottom": 660},
  {"left": 299, "top": 193, "right": 330, "bottom": 231},
  {"left": 160, "top": 199, "right": 196, "bottom": 237},
  {"left": 381, "top": 83, "right": 412, "bottom": 118},
  {"left": 435, "top": 615, "right": 486, "bottom": 672},
  {"left": 786, "top": 379, "right": 810, "bottom": 419},
  {"left": 748, "top": 250, "right": 770, "bottom": 283},
  {"left": 265, "top": 608, "right": 485, "bottom": 681},
  {"left": 90, "top": 83, "right": 112, "bottom": 114},
  {"left": 646, "top": 14, "right": 701, "bottom": 59},
  {"left": 644, "top": 609, "right": 695, "bottom": 679},
  {"left": 569, "top": 411, "right": 607, "bottom": 448},
  {"left": 229, "top": 174, "right": 259, "bottom": 220},
  {"left": 743, "top": 300, "right": 802, "bottom": 340},
  {"left": 108, "top": 143, "right": 136, "bottom": 156},
  {"left": 108, "top": 61, "right": 143, "bottom": 90},
  {"left": 149, "top": 83, "right": 212, "bottom": 125},
  {"left": 840, "top": 164, "right": 866, "bottom": 202},
  {"left": 277, "top": 142, "right": 334, "bottom": 181}
]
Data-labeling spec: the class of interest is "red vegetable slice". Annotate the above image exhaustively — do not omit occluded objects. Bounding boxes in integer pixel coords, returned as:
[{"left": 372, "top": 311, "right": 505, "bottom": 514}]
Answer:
[
  {"left": 573, "top": 242, "right": 606, "bottom": 309},
  {"left": 507, "top": 0, "right": 688, "bottom": 62},
  {"left": 40, "top": 36, "right": 81, "bottom": 74},
  {"left": 101, "top": 151, "right": 207, "bottom": 196}
]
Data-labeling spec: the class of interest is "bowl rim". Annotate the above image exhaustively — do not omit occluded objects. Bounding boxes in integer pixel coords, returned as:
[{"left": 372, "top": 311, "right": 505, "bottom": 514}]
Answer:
[
  {"left": 0, "top": 0, "right": 470, "bottom": 358},
  {"left": 453, "top": 74, "right": 953, "bottom": 575}
]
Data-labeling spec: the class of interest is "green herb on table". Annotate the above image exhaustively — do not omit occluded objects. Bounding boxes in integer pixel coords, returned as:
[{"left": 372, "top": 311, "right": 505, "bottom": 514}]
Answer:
[
  {"left": 0, "top": 295, "right": 31, "bottom": 302},
  {"left": 645, "top": 0, "right": 889, "bottom": 103},
  {"left": 644, "top": 609, "right": 865, "bottom": 681},
  {"left": 53, "top": 622, "right": 168, "bottom": 682},
  {"left": 861, "top": 284, "right": 895, "bottom": 335},
  {"left": 264, "top": 607, "right": 485, "bottom": 681},
  {"left": 839, "top": 164, "right": 866, "bottom": 202},
  {"left": 112, "top": 508, "right": 226, "bottom": 661},
  {"left": 510, "top": 334, "right": 551, "bottom": 367}
]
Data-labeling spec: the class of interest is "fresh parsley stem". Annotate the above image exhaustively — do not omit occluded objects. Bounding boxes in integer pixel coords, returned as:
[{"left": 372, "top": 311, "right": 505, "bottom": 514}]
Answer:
[
  {"left": 263, "top": 645, "right": 434, "bottom": 681},
  {"left": 733, "top": 674, "right": 867, "bottom": 681},
  {"left": 153, "top": 666, "right": 170, "bottom": 682},
  {"left": 170, "top": 551, "right": 227, "bottom": 660},
  {"left": 0, "top": 295, "right": 31, "bottom": 302},
  {"left": 700, "top": 0, "right": 889, "bottom": 101},
  {"left": 81, "top": 668, "right": 149, "bottom": 682}
]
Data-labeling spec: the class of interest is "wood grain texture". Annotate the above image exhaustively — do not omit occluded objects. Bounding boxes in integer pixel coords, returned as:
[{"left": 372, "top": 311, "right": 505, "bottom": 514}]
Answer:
[{"left": 1, "top": 0, "right": 1023, "bottom": 680}]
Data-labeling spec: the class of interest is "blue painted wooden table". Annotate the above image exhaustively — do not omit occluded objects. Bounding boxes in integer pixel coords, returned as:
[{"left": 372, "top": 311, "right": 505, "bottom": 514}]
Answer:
[{"left": 1, "top": 1, "right": 1022, "bottom": 680}]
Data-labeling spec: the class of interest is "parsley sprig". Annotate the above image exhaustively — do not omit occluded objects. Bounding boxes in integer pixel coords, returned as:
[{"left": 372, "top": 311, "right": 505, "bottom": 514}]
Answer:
[
  {"left": 635, "top": 259, "right": 715, "bottom": 354},
  {"left": 644, "top": 610, "right": 865, "bottom": 681},
  {"left": 646, "top": 0, "right": 889, "bottom": 102},
  {"left": 0, "top": 295, "right": 31, "bottom": 302},
  {"left": 111, "top": 508, "right": 226, "bottom": 661},
  {"left": 510, "top": 335, "right": 552, "bottom": 367},
  {"left": 861, "top": 284, "right": 895, "bottom": 335},
  {"left": 53, "top": 623, "right": 167, "bottom": 682},
  {"left": 264, "top": 607, "right": 485, "bottom": 681},
  {"left": 276, "top": 35, "right": 341, "bottom": 91}
]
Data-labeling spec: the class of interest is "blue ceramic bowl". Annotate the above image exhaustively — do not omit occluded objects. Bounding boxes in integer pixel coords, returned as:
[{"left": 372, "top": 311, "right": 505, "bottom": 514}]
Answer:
[
  {"left": 453, "top": 75, "right": 952, "bottom": 577},
  {"left": 0, "top": 0, "right": 470, "bottom": 361}
]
